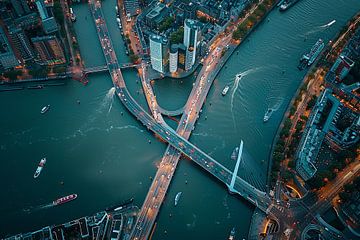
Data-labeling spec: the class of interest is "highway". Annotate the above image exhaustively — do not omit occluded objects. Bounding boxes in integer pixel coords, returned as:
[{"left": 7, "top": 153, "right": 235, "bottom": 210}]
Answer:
[{"left": 89, "top": 1, "right": 272, "bottom": 239}]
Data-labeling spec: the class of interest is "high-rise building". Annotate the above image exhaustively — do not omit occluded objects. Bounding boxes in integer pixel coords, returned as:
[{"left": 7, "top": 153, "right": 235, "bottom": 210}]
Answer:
[
  {"left": 0, "top": 27, "right": 19, "bottom": 70},
  {"left": 36, "top": 0, "right": 58, "bottom": 34},
  {"left": 169, "top": 44, "right": 178, "bottom": 73},
  {"left": 31, "top": 35, "right": 65, "bottom": 65},
  {"left": 10, "top": 0, "right": 30, "bottom": 17},
  {"left": 149, "top": 34, "right": 169, "bottom": 74},
  {"left": 330, "top": 55, "right": 355, "bottom": 80},
  {"left": 183, "top": 19, "right": 200, "bottom": 71},
  {"left": 8, "top": 26, "right": 34, "bottom": 62},
  {"left": 124, "top": 0, "right": 140, "bottom": 17}
]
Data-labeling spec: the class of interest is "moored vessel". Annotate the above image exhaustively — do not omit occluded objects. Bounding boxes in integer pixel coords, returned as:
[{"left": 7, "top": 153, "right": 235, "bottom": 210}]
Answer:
[
  {"left": 53, "top": 194, "right": 77, "bottom": 206},
  {"left": 222, "top": 85, "right": 230, "bottom": 96},
  {"left": 263, "top": 108, "right": 273, "bottom": 122},
  {"left": 298, "top": 39, "right": 324, "bottom": 70},
  {"left": 33, "top": 158, "right": 46, "bottom": 178},
  {"left": 279, "top": 0, "right": 300, "bottom": 11},
  {"left": 174, "top": 192, "right": 182, "bottom": 206},
  {"left": 41, "top": 105, "right": 50, "bottom": 114}
]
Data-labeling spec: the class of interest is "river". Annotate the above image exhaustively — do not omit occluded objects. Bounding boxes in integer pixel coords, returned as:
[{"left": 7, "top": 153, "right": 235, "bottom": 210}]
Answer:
[{"left": 0, "top": 0, "right": 359, "bottom": 238}]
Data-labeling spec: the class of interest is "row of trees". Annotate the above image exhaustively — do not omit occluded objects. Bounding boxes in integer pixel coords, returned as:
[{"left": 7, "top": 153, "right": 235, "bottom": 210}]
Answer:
[{"left": 232, "top": 0, "right": 276, "bottom": 40}]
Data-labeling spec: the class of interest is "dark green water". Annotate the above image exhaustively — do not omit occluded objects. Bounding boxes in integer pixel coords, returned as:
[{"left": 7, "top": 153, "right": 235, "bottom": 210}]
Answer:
[{"left": 1, "top": 0, "right": 359, "bottom": 239}]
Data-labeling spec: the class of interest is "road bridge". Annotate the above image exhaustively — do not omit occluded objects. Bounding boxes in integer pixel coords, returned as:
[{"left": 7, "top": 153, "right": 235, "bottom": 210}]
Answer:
[
  {"left": 89, "top": 1, "right": 272, "bottom": 240},
  {"left": 83, "top": 63, "right": 143, "bottom": 74}
]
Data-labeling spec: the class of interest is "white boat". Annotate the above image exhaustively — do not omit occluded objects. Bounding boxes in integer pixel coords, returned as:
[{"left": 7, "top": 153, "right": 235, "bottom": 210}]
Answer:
[
  {"left": 228, "top": 227, "right": 236, "bottom": 240},
  {"left": 41, "top": 105, "right": 50, "bottom": 114},
  {"left": 263, "top": 108, "right": 274, "bottom": 122},
  {"left": 235, "top": 73, "right": 242, "bottom": 81},
  {"left": 116, "top": 18, "right": 121, "bottom": 24},
  {"left": 222, "top": 85, "right": 230, "bottom": 96},
  {"left": 174, "top": 192, "right": 182, "bottom": 206},
  {"left": 115, "top": 6, "right": 118, "bottom": 12},
  {"left": 34, "top": 158, "right": 46, "bottom": 178},
  {"left": 231, "top": 147, "right": 239, "bottom": 160}
]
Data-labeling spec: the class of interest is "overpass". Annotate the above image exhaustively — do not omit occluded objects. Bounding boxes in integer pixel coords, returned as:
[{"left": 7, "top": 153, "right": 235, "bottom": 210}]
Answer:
[
  {"left": 89, "top": 1, "right": 272, "bottom": 239},
  {"left": 83, "top": 62, "right": 143, "bottom": 74}
]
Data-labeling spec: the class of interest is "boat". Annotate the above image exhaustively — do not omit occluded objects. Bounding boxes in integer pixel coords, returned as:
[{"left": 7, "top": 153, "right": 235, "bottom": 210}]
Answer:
[
  {"left": 174, "top": 192, "right": 182, "bottom": 206},
  {"left": 297, "top": 39, "right": 324, "bottom": 70},
  {"left": 231, "top": 147, "right": 239, "bottom": 160},
  {"left": 33, "top": 158, "right": 46, "bottom": 178},
  {"left": 222, "top": 85, "right": 230, "bottom": 96},
  {"left": 69, "top": 8, "right": 76, "bottom": 22},
  {"left": 228, "top": 227, "right": 236, "bottom": 240},
  {"left": 279, "top": 0, "right": 300, "bottom": 12},
  {"left": 115, "top": 5, "right": 118, "bottom": 12},
  {"left": 235, "top": 73, "right": 241, "bottom": 81},
  {"left": 41, "top": 105, "right": 50, "bottom": 114},
  {"left": 263, "top": 108, "right": 273, "bottom": 122},
  {"left": 53, "top": 194, "right": 77, "bottom": 206}
]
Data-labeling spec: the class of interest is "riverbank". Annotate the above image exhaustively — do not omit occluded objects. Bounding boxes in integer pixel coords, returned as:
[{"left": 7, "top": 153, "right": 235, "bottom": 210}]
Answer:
[{"left": 267, "top": 10, "right": 360, "bottom": 190}]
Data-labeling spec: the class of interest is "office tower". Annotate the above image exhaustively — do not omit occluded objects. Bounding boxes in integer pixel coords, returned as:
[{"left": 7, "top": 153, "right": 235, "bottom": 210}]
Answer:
[
  {"left": 183, "top": 19, "right": 200, "bottom": 70},
  {"left": 169, "top": 44, "right": 178, "bottom": 73},
  {"left": 149, "top": 34, "right": 169, "bottom": 74},
  {"left": 330, "top": 55, "right": 355, "bottom": 80}
]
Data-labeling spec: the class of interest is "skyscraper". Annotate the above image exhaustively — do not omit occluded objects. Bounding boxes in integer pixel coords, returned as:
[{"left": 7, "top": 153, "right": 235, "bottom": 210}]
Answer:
[
  {"left": 149, "top": 34, "right": 169, "bottom": 74},
  {"left": 183, "top": 19, "right": 200, "bottom": 71},
  {"left": 0, "top": 27, "right": 19, "bottom": 70},
  {"left": 169, "top": 44, "right": 178, "bottom": 73}
]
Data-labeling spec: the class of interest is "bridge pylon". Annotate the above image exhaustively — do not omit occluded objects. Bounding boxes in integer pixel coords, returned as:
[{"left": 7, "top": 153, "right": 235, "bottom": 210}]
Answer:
[{"left": 227, "top": 140, "right": 244, "bottom": 194}]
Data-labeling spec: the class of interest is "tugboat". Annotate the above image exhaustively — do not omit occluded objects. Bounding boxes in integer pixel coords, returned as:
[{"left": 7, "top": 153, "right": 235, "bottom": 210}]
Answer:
[
  {"left": 228, "top": 227, "right": 236, "bottom": 240},
  {"left": 41, "top": 105, "right": 50, "bottom": 114},
  {"left": 263, "top": 108, "right": 273, "bottom": 122},
  {"left": 174, "top": 192, "right": 182, "bottom": 206},
  {"left": 53, "top": 194, "right": 78, "bottom": 206},
  {"left": 222, "top": 85, "right": 230, "bottom": 96},
  {"left": 33, "top": 158, "right": 46, "bottom": 178}
]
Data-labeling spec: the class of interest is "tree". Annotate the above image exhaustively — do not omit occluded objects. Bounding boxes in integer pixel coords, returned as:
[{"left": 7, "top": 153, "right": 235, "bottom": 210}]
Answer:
[
  {"left": 170, "top": 27, "right": 184, "bottom": 44},
  {"left": 3, "top": 70, "right": 22, "bottom": 80},
  {"left": 129, "top": 54, "right": 139, "bottom": 63},
  {"left": 159, "top": 17, "right": 174, "bottom": 32}
]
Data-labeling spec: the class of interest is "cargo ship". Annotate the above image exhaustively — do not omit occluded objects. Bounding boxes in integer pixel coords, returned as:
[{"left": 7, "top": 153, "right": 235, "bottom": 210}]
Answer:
[
  {"left": 222, "top": 85, "right": 230, "bottom": 96},
  {"left": 279, "top": 0, "right": 300, "bottom": 12},
  {"left": 53, "top": 194, "right": 77, "bottom": 206},
  {"left": 34, "top": 158, "right": 46, "bottom": 178},
  {"left": 298, "top": 39, "right": 325, "bottom": 70}
]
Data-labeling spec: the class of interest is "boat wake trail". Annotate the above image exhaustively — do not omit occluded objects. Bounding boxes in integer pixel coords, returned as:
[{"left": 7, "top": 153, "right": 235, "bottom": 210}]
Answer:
[
  {"left": 305, "top": 19, "right": 336, "bottom": 37},
  {"left": 103, "top": 87, "right": 116, "bottom": 114},
  {"left": 230, "top": 67, "right": 262, "bottom": 130},
  {"left": 23, "top": 202, "right": 54, "bottom": 214},
  {"left": 320, "top": 19, "right": 336, "bottom": 28}
]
